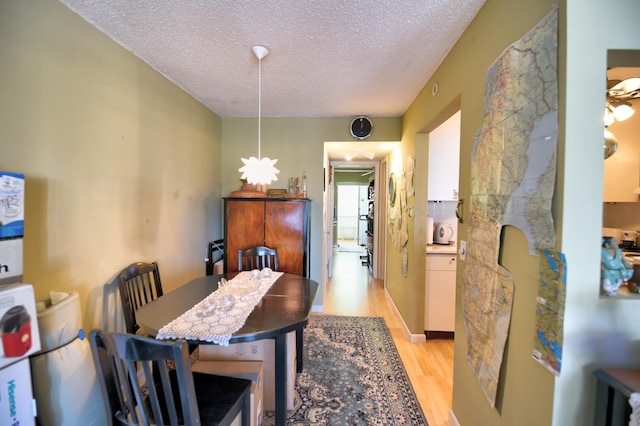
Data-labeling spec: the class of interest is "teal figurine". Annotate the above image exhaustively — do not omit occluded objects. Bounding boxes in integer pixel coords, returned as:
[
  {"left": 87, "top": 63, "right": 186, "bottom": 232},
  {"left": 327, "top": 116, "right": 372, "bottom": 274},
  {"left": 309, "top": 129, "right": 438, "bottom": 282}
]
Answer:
[{"left": 601, "top": 237, "right": 633, "bottom": 296}]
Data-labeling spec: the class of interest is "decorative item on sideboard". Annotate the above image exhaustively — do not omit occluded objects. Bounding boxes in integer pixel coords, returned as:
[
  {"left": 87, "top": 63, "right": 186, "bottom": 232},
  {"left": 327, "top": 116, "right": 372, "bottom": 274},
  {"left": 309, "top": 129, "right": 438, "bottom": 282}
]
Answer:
[
  {"left": 267, "top": 189, "right": 287, "bottom": 198},
  {"left": 288, "top": 177, "right": 299, "bottom": 195},
  {"left": 229, "top": 179, "right": 267, "bottom": 198},
  {"left": 283, "top": 172, "right": 309, "bottom": 198}
]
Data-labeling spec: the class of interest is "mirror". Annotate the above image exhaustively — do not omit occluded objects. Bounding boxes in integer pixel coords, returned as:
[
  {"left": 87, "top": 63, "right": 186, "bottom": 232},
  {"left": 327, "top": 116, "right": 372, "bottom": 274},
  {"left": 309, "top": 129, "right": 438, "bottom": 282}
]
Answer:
[{"left": 389, "top": 173, "right": 396, "bottom": 206}]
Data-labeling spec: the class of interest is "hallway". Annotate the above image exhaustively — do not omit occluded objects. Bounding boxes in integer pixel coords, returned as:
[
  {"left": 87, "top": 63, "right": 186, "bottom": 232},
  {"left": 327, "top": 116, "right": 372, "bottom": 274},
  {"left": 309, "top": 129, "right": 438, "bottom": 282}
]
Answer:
[{"left": 323, "top": 247, "right": 455, "bottom": 426}]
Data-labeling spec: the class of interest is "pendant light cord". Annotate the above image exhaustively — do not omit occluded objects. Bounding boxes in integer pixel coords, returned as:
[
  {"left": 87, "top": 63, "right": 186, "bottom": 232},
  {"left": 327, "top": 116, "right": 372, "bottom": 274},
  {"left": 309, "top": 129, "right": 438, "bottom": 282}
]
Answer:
[
  {"left": 257, "top": 54, "right": 262, "bottom": 160},
  {"left": 238, "top": 45, "right": 278, "bottom": 185}
]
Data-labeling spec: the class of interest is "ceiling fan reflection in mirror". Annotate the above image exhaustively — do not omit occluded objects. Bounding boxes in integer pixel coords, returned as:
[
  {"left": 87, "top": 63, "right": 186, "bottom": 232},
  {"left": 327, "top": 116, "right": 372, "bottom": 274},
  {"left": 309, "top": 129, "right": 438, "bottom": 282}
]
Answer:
[
  {"left": 604, "top": 76, "right": 639, "bottom": 159},
  {"left": 608, "top": 78, "right": 640, "bottom": 101},
  {"left": 605, "top": 78, "right": 639, "bottom": 125}
]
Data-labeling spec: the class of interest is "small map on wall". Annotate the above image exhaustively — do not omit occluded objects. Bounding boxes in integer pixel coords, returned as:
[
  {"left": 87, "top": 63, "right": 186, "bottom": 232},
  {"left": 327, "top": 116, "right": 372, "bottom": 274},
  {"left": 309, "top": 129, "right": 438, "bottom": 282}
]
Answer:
[
  {"left": 532, "top": 250, "right": 566, "bottom": 376},
  {"left": 463, "top": 6, "right": 559, "bottom": 407}
]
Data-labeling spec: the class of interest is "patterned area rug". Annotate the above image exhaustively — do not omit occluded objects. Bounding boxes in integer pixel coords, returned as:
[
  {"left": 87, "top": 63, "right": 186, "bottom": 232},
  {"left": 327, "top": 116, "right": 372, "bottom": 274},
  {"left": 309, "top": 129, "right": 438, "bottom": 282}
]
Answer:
[{"left": 263, "top": 315, "right": 428, "bottom": 425}]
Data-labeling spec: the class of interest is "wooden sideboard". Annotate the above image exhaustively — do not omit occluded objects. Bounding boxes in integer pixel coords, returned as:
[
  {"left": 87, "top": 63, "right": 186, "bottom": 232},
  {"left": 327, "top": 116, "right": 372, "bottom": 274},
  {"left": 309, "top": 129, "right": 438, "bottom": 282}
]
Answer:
[{"left": 223, "top": 197, "right": 311, "bottom": 277}]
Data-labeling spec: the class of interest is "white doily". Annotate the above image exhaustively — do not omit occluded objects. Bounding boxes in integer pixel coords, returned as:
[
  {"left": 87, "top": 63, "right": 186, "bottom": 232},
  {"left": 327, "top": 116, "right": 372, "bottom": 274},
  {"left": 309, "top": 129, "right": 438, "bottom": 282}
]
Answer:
[
  {"left": 630, "top": 392, "right": 640, "bottom": 426},
  {"left": 156, "top": 271, "right": 283, "bottom": 346}
]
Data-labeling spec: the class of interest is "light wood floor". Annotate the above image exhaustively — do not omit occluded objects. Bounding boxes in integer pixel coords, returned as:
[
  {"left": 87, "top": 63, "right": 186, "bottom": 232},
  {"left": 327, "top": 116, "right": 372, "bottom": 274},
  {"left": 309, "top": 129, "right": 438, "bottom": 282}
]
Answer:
[{"left": 322, "top": 244, "right": 454, "bottom": 426}]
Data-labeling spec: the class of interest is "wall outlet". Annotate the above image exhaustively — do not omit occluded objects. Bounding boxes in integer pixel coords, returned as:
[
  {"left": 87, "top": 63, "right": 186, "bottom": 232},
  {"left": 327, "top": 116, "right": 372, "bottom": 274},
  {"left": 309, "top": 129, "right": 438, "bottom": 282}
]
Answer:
[{"left": 459, "top": 240, "right": 467, "bottom": 261}]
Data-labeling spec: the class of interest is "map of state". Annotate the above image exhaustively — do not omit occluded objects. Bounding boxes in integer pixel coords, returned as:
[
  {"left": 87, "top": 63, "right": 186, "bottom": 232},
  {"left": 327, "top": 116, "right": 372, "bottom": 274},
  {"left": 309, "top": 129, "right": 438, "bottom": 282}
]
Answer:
[
  {"left": 464, "top": 7, "right": 558, "bottom": 407},
  {"left": 532, "top": 249, "right": 566, "bottom": 376}
]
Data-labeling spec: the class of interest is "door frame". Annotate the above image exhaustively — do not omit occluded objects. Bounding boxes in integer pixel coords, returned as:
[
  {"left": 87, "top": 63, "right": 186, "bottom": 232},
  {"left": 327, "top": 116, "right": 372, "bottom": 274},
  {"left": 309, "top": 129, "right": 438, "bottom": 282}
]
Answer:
[
  {"left": 328, "top": 160, "right": 382, "bottom": 278},
  {"left": 377, "top": 158, "right": 388, "bottom": 281}
]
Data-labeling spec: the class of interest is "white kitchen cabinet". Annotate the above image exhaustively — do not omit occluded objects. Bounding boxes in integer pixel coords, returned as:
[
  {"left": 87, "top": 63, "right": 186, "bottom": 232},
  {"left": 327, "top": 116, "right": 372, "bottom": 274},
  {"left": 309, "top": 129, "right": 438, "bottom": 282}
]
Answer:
[
  {"left": 425, "top": 254, "right": 456, "bottom": 337},
  {"left": 428, "top": 110, "right": 461, "bottom": 201}
]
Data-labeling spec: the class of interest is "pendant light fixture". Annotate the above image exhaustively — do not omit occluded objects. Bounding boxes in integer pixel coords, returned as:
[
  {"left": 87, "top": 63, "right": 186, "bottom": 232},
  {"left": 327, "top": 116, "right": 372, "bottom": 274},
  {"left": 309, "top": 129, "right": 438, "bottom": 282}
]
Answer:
[{"left": 238, "top": 45, "right": 280, "bottom": 186}]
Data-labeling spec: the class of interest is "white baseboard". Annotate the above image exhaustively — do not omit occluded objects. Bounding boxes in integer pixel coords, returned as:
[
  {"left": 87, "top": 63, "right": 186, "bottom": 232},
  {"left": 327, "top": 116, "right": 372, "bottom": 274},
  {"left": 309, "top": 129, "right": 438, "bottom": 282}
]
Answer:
[
  {"left": 384, "top": 287, "right": 426, "bottom": 344},
  {"left": 449, "top": 409, "right": 460, "bottom": 426}
]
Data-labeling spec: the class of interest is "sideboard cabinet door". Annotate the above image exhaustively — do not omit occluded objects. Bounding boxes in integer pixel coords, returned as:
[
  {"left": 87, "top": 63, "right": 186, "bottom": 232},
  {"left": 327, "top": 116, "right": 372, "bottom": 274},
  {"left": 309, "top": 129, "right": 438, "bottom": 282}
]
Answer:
[
  {"left": 224, "top": 198, "right": 310, "bottom": 277},
  {"left": 224, "top": 199, "right": 265, "bottom": 273}
]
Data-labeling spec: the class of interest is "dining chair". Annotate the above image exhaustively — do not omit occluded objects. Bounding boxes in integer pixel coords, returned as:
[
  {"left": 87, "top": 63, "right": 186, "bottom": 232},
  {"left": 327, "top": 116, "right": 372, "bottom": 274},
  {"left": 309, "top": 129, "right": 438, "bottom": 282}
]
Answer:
[
  {"left": 118, "top": 262, "right": 163, "bottom": 335},
  {"left": 237, "top": 245, "right": 279, "bottom": 272},
  {"left": 237, "top": 245, "right": 305, "bottom": 375},
  {"left": 88, "top": 329, "right": 251, "bottom": 426},
  {"left": 205, "top": 239, "right": 225, "bottom": 276}
]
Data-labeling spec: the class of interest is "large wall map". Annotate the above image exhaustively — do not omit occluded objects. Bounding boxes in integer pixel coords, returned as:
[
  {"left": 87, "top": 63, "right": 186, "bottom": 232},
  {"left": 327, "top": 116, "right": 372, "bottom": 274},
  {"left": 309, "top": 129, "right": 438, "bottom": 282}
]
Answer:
[{"left": 463, "top": 7, "right": 558, "bottom": 406}]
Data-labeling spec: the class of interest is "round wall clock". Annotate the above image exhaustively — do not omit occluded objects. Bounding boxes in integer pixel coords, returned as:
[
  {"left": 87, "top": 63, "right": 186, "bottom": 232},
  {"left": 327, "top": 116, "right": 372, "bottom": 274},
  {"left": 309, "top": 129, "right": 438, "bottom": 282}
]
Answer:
[{"left": 350, "top": 116, "right": 373, "bottom": 140}]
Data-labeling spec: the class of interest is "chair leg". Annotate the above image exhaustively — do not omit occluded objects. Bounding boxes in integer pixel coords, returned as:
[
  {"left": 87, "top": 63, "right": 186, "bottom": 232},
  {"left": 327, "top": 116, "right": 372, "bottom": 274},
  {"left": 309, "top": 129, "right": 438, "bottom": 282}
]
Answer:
[{"left": 241, "top": 387, "right": 251, "bottom": 426}]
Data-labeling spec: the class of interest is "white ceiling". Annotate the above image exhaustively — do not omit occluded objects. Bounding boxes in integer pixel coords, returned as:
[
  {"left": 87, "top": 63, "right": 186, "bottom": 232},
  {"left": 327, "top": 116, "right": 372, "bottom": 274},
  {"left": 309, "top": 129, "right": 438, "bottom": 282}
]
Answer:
[
  {"left": 59, "top": 0, "right": 485, "bottom": 118},
  {"left": 58, "top": 0, "right": 485, "bottom": 162}
]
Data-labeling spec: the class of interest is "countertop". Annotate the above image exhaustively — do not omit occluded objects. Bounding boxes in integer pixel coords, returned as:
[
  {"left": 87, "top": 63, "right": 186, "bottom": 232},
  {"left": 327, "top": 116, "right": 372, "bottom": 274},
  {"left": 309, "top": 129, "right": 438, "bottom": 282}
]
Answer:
[{"left": 426, "top": 243, "right": 457, "bottom": 255}]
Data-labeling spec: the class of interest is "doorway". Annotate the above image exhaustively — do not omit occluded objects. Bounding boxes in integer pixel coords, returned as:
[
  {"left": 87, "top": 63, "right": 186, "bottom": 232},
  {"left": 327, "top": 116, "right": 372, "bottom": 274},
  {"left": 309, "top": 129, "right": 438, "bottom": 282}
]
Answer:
[
  {"left": 324, "top": 140, "right": 398, "bottom": 284},
  {"left": 329, "top": 162, "right": 378, "bottom": 278},
  {"left": 335, "top": 184, "right": 368, "bottom": 251}
]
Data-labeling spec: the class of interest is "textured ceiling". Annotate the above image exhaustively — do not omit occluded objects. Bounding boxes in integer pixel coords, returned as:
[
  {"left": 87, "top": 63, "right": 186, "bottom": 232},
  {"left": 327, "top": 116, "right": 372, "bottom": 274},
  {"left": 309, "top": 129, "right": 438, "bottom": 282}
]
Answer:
[{"left": 59, "top": 0, "right": 485, "bottom": 119}]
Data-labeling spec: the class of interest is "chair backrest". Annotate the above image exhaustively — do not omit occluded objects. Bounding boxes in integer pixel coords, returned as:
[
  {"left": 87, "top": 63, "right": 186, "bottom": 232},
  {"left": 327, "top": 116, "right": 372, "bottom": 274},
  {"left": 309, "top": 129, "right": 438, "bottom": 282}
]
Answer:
[
  {"left": 237, "top": 245, "right": 279, "bottom": 272},
  {"left": 88, "top": 329, "right": 200, "bottom": 426},
  {"left": 118, "top": 262, "right": 163, "bottom": 335},
  {"left": 205, "top": 239, "right": 224, "bottom": 276}
]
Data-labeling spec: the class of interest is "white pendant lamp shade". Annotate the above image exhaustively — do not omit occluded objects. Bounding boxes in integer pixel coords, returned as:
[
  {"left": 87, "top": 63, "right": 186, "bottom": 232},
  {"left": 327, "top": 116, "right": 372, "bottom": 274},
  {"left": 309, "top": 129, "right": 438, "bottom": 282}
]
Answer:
[
  {"left": 238, "top": 45, "right": 280, "bottom": 186},
  {"left": 239, "top": 156, "right": 279, "bottom": 185}
]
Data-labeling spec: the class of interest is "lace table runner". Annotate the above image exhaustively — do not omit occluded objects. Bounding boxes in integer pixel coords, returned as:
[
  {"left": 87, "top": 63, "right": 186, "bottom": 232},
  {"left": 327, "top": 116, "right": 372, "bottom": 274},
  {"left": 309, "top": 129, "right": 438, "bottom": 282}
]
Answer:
[
  {"left": 630, "top": 392, "right": 640, "bottom": 426},
  {"left": 156, "top": 271, "right": 283, "bottom": 346}
]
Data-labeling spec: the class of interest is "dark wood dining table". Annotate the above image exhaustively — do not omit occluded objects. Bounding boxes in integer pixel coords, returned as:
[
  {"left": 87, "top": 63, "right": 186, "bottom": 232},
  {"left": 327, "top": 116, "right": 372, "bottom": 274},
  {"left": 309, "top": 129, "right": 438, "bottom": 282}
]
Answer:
[{"left": 136, "top": 272, "right": 319, "bottom": 426}]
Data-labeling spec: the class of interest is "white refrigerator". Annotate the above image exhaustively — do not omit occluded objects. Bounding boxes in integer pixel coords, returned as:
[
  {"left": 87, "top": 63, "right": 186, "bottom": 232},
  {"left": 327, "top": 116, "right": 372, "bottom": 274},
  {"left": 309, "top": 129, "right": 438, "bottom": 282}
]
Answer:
[{"left": 0, "top": 172, "right": 40, "bottom": 425}]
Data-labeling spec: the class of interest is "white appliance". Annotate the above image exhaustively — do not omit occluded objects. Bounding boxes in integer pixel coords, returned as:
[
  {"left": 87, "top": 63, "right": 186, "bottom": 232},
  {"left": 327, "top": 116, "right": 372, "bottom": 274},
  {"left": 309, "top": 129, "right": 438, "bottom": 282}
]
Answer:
[
  {"left": 0, "top": 284, "right": 41, "bottom": 426},
  {"left": 30, "top": 292, "right": 105, "bottom": 426},
  {"left": 434, "top": 220, "right": 456, "bottom": 244}
]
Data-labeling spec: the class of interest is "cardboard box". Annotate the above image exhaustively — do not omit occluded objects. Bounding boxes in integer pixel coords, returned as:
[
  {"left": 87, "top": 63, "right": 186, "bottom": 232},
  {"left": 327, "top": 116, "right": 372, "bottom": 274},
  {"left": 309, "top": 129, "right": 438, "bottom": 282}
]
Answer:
[
  {"left": 198, "top": 331, "right": 296, "bottom": 411},
  {"left": 0, "top": 284, "right": 41, "bottom": 369},
  {"left": 192, "top": 360, "right": 264, "bottom": 426},
  {"left": 0, "top": 239, "right": 23, "bottom": 285},
  {"left": 0, "top": 358, "right": 35, "bottom": 425},
  {"left": 213, "top": 259, "right": 224, "bottom": 275},
  {"left": 0, "top": 172, "right": 24, "bottom": 239}
]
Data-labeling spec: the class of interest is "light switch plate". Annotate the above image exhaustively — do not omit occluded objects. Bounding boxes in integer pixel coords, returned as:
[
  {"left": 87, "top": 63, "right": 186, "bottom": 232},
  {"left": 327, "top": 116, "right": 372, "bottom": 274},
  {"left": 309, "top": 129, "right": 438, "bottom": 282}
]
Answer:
[{"left": 459, "top": 240, "right": 467, "bottom": 261}]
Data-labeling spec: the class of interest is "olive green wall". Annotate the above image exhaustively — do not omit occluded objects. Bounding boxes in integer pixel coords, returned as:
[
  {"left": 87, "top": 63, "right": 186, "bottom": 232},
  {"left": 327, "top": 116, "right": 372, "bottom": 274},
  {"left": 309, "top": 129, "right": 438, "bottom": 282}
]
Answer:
[
  {"left": 400, "top": 0, "right": 561, "bottom": 424},
  {"left": 334, "top": 171, "right": 372, "bottom": 185},
  {"left": 221, "top": 117, "right": 401, "bottom": 307},
  {"left": 0, "top": 0, "right": 224, "bottom": 330},
  {"left": 402, "top": 0, "right": 564, "bottom": 426}
]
